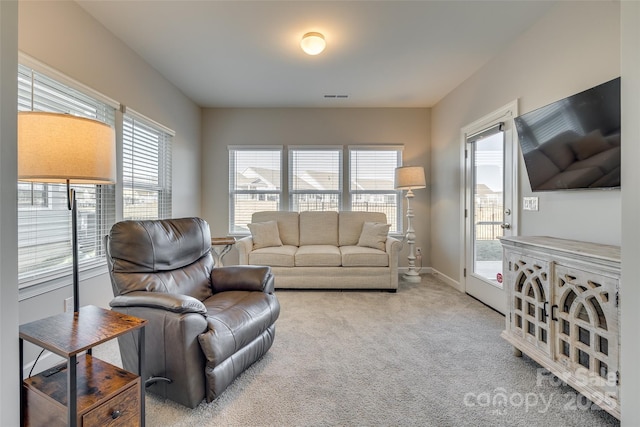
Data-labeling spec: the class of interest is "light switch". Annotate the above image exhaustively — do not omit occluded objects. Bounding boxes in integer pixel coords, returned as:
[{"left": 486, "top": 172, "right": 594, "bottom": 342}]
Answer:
[{"left": 523, "top": 197, "right": 539, "bottom": 211}]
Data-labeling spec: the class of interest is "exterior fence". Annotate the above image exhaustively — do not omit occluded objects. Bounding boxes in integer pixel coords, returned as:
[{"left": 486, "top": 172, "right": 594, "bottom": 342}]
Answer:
[{"left": 475, "top": 198, "right": 503, "bottom": 241}]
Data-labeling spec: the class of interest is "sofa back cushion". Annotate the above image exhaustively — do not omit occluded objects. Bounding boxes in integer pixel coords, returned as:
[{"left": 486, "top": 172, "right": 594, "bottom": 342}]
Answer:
[
  {"left": 252, "top": 211, "right": 299, "bottom": 246},
  {"left": 299, "top": 211, "right": 338, "bottom": 246},
  {"left": 338, "top": 212, "right": 387, "bottom": 246}
]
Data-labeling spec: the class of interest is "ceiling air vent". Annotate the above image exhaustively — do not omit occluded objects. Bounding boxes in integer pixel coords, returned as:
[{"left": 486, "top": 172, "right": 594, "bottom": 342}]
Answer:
[{"left": 324, "top": 94, "right": 349, "bottom": 99}]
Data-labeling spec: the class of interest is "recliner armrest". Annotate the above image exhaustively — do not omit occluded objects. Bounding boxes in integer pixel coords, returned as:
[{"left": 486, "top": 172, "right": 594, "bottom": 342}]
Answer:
[
  {"left": 110, "top": 291, "right": 207, "bottom": 314},
  {"left": 211, "top": 265, "right": 275, "bottom": 294}
]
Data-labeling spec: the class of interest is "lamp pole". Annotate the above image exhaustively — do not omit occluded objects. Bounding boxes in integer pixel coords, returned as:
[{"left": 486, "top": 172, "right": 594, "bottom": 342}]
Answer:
[
  {"left": 403, "top": 188, "right": 421, "bottom": 283},
  {"left": 67, "top": 179, "right": 80, "bottom": 312}
]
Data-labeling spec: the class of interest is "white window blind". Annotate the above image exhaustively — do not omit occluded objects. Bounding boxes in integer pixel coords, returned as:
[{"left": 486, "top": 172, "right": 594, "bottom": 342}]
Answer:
[
  {"left": 229, "top": 147, "right": 282, "bottom": 233},
  {"left": 122, "top": 111, "right": 173, "bottom": 220},
  {"left": 289, "top": 148, "right": 342, "bottom": 212},
  {"left": 349, "top": 147, "right": 403, "bottom": 233},
  {"left": 17, "top": 64, "right": 117, "bottom": 289}
]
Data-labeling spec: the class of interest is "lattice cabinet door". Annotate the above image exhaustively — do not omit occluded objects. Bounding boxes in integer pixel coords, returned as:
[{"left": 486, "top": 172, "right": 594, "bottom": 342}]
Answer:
[
  {"left": 552, "top": 264, "right": 619, "bottom": 400},
  {"left": 505, "top": 252, "right": 552, "bottom": 357}
]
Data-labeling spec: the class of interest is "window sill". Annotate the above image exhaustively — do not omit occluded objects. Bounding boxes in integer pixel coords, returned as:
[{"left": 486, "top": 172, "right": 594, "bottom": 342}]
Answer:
[{"left": 18, "top": 264, "right": 109, "bottom": 302}]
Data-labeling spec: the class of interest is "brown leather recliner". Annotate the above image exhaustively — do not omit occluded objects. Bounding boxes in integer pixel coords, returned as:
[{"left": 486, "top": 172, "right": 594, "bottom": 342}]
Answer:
[{"left": 105, "top": 217, "right": 280, "bottom": 408}]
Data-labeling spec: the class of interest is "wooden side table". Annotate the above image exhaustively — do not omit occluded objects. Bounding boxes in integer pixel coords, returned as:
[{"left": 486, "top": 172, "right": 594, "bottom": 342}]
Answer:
[
  {"left": 211, "top": 237, "right": 236, "bottom": 267},
  {"left": 19, "top": 305, "right": 147, "bottom": 427}
]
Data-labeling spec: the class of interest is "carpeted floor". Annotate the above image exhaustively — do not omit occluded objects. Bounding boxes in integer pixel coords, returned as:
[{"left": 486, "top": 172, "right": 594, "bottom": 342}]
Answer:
[{"left": 94, "top": 274, "right": 620, "bottom": 426}]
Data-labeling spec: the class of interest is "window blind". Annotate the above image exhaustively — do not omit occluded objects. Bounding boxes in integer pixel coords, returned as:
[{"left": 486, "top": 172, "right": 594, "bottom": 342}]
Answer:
[
  {"left": 122, "top": 111, "right": 173, "bottom": 220},
  {"left": 349, "top": 147, "right": 403, "bottom": 233},
  {"left": 228, "top": 147, "right": 282, "bottom": 233},
  {"left": 17, "top": 64, "right": 116, "bottom": 288},
  {"left": 289, "top": 148, "right": 342, "bottom": 212}
]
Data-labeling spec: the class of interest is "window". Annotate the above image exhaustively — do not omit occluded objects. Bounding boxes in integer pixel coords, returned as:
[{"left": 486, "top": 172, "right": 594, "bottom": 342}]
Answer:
[
  {"left": 228, "top": 145, "right": 404, "bottom": 235},
  {"left": 17, "top": 63, "right": 117, "bottom": 289},
  {"left": 349, "top": 147, "right": 403, "bottom": 234},
  {"left": 289, "top": 147, "right": 342, "bottom": 212},
  {"left": 229, "top": 147, "right": 282, "bottom": 233},
  {"left": 122, "top": 109, "right": 173, "bottom": 220}
]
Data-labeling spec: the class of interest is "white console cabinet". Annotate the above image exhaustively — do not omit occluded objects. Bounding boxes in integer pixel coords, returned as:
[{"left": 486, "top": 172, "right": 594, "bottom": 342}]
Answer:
[{"left": 500, "top": 236, "right": 620, "bottom": 419}]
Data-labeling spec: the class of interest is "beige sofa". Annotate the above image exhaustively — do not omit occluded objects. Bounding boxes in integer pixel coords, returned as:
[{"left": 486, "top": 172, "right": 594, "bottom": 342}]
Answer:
[{"left": 236, "top": 211, "right": 401, "bottom": 291}]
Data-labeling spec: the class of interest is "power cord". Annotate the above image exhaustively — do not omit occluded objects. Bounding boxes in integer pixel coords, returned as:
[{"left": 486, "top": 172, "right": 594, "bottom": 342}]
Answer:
[{"left": 27, "top": 348, "right": 46, "bottom": 378}]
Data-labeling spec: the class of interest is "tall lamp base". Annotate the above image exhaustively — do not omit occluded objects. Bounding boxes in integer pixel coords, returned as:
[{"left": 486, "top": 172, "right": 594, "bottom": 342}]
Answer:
[{"left": 403, "top": 271, "right": 422, "bottom": 283}]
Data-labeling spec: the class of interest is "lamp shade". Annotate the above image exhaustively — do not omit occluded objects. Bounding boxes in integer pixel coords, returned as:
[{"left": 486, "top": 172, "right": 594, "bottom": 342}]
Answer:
[
  {"left": 18, "top": 112, "right": 116, "bottom": 184},
  {"left": 301, "top": 32, "right": 326, "bottom": 55},
  {"left": 395, "top": 166, "right": 426, "bottom": 190}
]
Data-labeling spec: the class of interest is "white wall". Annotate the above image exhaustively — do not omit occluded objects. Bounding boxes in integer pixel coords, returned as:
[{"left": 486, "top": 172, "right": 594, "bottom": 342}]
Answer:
[
  {"left": 201, "top": 107, "right": 430, "bottom": 267},
  {"left": 431, "top": 1, "right": 621, "bottom": 283},
  {"left": 620, "top": 1, "right": 640, "bottom": 423},
  {"left": 0, "top": 1, "right": 19, "bottom": 425},
  {"left": 16, "top": 0, "right": 202, "bottom": 364}
]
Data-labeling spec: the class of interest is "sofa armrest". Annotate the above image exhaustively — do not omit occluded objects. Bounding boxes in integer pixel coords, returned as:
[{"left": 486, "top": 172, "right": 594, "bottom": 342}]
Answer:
[
  {"left": 110, "top": 291, "right": 207, "bottom": 314},
  {"left": 386, "top": 235, "right": 402, "bottom": 256},
  {"left": 211, "top": 265, "right": 275, "bottom": 294},
  {"left": 236, "top": 236, "right": 253, "bottom": 264}
]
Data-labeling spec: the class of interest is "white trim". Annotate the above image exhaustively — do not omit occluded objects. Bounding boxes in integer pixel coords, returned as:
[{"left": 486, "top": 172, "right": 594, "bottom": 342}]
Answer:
[
  {"left": 227, "top": 145, "right": 283, "bottom": 151},
  {"left": 289, "top": 145, "right": 344, "bottom": 150},
  {"left": 430, "top": 267, "right": 464, "bottom": 293},
  {"left": 18, "top": 265, "right": 108, "bottom": 301},
  {"left": 459, "top": 100, "right": 519, "bottom": 296},
  {"left": 121, "top": 105, "right": 175, "bottom": 137},
  {"left": 22, "top": 351, "right": 66, "bottom": 379},
  {"left": 19, "top": 52, "right": 119, "bottom": 109},
  {"left": 347, "top": 144, "right": 404, "bottom": 151}
]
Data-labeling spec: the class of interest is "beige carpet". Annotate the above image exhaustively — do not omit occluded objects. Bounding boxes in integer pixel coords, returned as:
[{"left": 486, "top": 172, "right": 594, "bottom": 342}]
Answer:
[{"left": 94, "top": 274, "right": 619, "bottom": 427}]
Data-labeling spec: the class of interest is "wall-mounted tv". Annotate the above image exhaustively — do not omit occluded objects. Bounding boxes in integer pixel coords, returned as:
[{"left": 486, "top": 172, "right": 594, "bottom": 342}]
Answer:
[{"left": 514, "top": 77, "right": 620, "bottom": 191}]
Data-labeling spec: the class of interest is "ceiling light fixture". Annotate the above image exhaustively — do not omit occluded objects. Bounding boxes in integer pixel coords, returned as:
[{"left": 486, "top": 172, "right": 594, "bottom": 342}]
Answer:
[{"left": 301, "top": 32, "right": 326, "bottom": 55}]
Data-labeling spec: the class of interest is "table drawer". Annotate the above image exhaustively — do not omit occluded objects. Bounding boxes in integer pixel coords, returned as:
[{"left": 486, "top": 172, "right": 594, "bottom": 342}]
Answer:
[{"left": 82, "top": 383, "right": 139, "bottom": 427}]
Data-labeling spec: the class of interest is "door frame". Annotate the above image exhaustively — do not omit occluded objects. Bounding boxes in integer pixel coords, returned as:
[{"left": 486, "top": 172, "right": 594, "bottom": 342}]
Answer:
[{"left": 459, "top": 100, "right": 520, "bottom": 309}]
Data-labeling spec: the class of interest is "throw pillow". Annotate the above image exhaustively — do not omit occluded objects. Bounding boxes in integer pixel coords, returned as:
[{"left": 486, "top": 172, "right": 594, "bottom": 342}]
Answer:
[
  {"left": 248, "top": 220, "right": 283, "bottom": 249},
  {"left": 357, "top": 222, "right": 390, "bottom": 251}
]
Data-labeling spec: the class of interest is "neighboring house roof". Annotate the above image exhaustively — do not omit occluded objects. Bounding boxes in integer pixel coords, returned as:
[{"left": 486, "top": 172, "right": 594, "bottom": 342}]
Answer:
[{"left": 240, "top": 167, "right": 395, "bottom": 191}]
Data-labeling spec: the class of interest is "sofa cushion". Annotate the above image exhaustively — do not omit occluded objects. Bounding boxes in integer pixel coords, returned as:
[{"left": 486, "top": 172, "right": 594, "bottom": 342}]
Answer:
[
  {"left": 252, "top": 211, "right": 299, "bottom": 246},
  {"left": 249, "top": 245, "right": 297, "bottom": 267},
  {"left": 357, "top": 222, "right": 390, "bottom": 251},
  {"left": 299, "top": 211, "right": 338, "bottom": 246},
  {"left": 295, "top": 245, "right": 342, "bottom": 267},
  {"left": 248, "top": 220, "right": 283, "bottom": 249},
  {"left": 340, "top": 246, "right": 389, "bottom": 267},
  {"left": 338, "top": 211, "right": 387, "bottom": 246},
  {"left": 569, "top": 130, "right": 611, "bottom": 161}
]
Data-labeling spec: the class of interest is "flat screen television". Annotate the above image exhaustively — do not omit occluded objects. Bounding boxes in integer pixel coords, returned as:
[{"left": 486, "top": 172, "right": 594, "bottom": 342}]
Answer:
[{"left": 514, "top": 77, "right": 620, "bottom": 191}]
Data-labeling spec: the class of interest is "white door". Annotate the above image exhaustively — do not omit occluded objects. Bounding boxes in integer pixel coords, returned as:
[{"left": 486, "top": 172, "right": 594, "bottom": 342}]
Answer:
[{"left": 463, "top": 102, "right": 518, "bottom": 314}]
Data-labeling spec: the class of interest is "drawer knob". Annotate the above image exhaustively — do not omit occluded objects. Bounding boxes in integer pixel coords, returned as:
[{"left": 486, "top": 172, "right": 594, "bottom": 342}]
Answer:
[{"left": 111, "top": 410, "right": 122, "bottom": 420}]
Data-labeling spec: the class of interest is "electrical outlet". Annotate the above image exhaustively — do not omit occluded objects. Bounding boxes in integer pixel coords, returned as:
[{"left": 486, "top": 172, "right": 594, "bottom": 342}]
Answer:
[
  {"left": 64, "top": 297, "right": 74, "bottom": 313},
  {"left": 416, "top": 247, "right": 422, "bottom": 257}
]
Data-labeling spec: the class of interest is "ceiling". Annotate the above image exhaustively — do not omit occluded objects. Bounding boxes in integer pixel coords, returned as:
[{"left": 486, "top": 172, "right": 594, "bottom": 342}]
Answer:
[{"left": 76, "top": 1, "right": 557, "bottom": 108}]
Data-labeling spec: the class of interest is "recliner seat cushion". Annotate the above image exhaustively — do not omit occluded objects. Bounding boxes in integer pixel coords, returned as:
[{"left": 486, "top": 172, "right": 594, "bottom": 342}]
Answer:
[{"left": 198, "top": 291, "right": 280, "bottom": 366}]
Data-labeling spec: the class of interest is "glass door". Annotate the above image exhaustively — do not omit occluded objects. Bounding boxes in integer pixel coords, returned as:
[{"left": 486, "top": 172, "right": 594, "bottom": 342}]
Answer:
[{"left": 463, "top": 102, "right": 518, "bottom": 314}]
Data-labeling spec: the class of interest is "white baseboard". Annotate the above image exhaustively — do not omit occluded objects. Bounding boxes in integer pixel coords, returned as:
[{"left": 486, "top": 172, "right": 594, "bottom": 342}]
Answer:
[
  {"left": 398, "top": 266, "right": 433, "bottom": 275},
  {"left": 22, "top": 350, "right": 66, "bottom": 379},
  {"left": 429, "top": 268, "right": 464, "bottom": 293}
]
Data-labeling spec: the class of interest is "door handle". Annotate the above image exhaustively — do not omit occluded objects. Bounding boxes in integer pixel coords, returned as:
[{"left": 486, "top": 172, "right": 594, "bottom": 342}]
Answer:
[{"left": 500, "top": 223, "right": 511, "bottom": 230}]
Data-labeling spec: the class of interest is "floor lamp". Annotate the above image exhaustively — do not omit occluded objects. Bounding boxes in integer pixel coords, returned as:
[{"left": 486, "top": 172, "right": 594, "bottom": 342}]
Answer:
[
  {"left": 395, "top": 166, "right": 426, "bottom": 283},
  {"left": 18, "top": 112, "right": 116, "bottom": 313}
]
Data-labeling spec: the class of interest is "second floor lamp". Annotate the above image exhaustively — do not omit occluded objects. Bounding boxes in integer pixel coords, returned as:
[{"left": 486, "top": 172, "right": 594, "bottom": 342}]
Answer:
[{"left": 395, "top": 165, "right": 426, "bottom": 283}]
